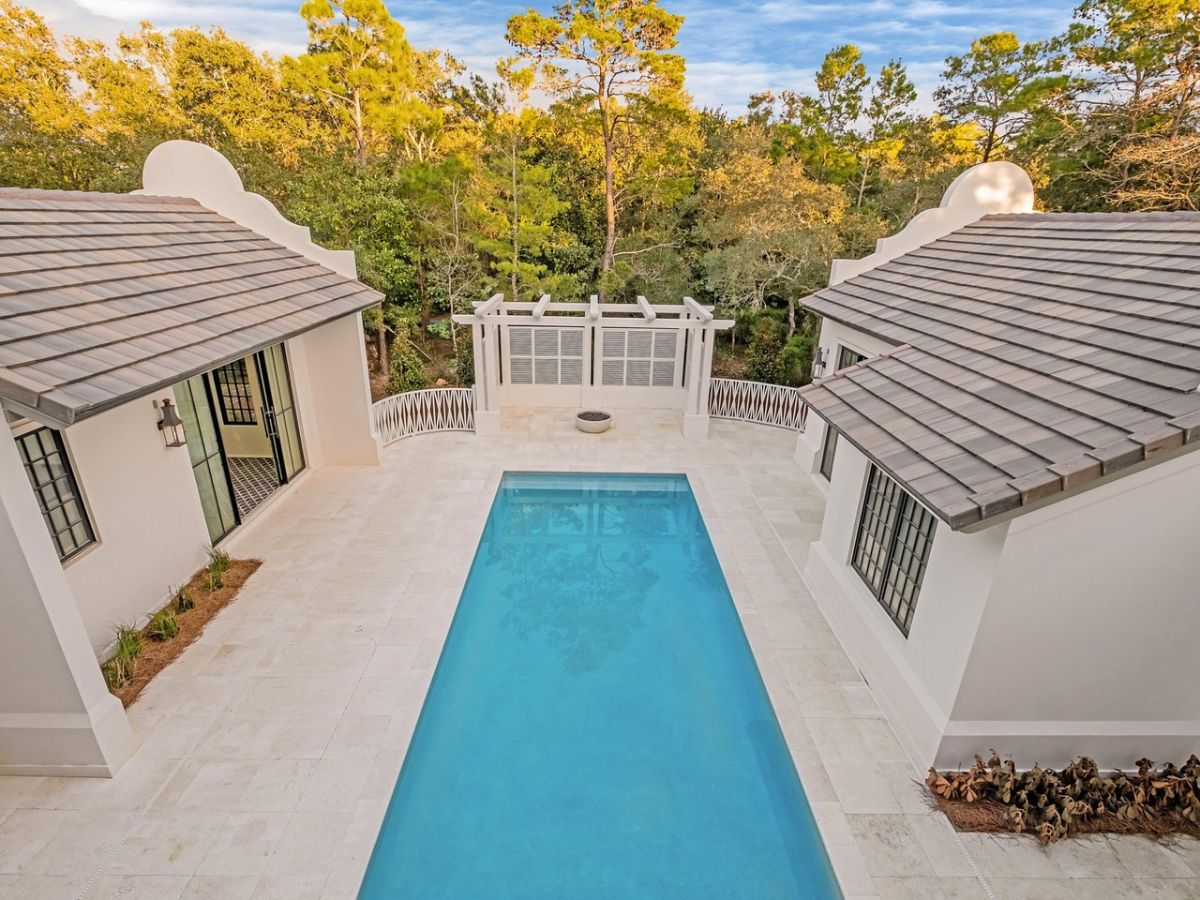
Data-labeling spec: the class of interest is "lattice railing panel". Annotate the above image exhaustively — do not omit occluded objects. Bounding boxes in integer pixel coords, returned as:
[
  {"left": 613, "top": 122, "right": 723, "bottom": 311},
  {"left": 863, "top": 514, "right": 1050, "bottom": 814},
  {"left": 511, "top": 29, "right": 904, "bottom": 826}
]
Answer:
[
  {"left": 708, "top": 378, "right": 807, "bottom": 430},
  {"left": 372, "top": 387, "right": 476, "bottom": 445}
]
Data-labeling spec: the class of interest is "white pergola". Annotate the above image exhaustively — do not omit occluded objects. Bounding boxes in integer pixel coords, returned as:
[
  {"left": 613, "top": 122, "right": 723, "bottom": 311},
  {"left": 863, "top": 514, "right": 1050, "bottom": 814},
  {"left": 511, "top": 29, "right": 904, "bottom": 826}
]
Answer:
[{"left": 452, "top": 294, "right": 733, "bottom": 438}]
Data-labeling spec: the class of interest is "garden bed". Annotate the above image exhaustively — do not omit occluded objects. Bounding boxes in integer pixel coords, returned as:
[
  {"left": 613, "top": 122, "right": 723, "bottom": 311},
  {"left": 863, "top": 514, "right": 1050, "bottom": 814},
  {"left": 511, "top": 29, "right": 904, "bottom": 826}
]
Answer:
[
  {"left": 927, "top": 754, "right": 1200, "bottom": 843},
  {"left": 106, "top": 555, "right": 261, "bottom": 707},
  {"left": 933, "top": 794, "right": 1200, "bottom": 841}
]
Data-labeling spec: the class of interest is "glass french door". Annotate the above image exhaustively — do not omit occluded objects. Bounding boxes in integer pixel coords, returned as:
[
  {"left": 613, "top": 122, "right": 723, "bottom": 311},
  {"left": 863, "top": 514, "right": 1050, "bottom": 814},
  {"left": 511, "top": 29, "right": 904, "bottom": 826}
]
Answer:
[
  {"left": 174, "top": 374, "right": 238, "bottom": 542},
  {"left": 253, "top": 344, "right": 304, "bottom": 484}
]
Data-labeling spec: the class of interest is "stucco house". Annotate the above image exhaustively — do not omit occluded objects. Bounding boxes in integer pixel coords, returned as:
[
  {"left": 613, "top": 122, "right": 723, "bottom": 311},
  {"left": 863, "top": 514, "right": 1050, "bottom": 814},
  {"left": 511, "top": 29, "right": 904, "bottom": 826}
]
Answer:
[
  {"left": 0, "top": 141, "right": 382, "bottom": 776},
  {"left": 793, "top": 162, "right": 1200, "bottom": 772}
]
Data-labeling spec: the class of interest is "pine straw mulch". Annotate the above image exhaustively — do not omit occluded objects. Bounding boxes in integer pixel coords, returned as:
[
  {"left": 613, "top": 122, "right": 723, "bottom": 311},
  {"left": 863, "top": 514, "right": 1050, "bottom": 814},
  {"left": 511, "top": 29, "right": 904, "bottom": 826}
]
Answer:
[
  {"left": 111, "top": 558, "right": 261, "bottom": 708},
  {"left": 930, "top": 793, "right": 1200, "bottom": 841}
]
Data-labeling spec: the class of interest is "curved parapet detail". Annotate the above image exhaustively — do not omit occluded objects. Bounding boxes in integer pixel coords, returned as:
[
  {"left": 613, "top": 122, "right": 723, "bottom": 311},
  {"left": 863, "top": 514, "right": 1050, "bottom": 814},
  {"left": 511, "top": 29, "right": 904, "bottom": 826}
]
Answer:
[
  {"left": 831, "top": 161, "right": 1035, "bottom": 284},
  {"left": 139, "top": 140, "right": 357, "bottom": 278}
]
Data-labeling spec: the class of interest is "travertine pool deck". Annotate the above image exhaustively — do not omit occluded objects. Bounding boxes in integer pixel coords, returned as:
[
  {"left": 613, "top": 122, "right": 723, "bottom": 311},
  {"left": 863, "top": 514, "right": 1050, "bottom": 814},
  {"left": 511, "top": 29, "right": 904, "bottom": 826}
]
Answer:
[{"left": 0, "top": 409, "right": 1196, "bottom": 899}]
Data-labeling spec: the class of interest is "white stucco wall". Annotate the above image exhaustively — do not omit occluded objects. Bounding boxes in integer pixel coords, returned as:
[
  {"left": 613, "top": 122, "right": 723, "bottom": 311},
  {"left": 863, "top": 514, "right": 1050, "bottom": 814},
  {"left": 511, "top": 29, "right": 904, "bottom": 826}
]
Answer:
[
  {"left": 804, "top": 438, "right": 1009, "bottom": 767},
  {"left": 47, "top": 399, "right": 213, "bottom": 654},
  {"left": 0, "top": 423, "right": 136, "bottom": 775},
  {"left": 805, "top": 434, "right": 1200, "bottom": 770},
  {"left": 947, "top": 450, "right": 1200, "bottom": 768},
  {"left": 288, "top": 315, "right": 382, "bottom": 468}
]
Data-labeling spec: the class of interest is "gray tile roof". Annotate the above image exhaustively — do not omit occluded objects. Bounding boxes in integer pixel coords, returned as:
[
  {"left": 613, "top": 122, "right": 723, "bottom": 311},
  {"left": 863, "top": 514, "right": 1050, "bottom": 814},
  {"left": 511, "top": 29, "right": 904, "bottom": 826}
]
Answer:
[
  {"left": 798, "top": 212, "right": 1200, "bottom": 530},
  {"left": 0, "top": 188, "right": 383, "bottom": 426}
]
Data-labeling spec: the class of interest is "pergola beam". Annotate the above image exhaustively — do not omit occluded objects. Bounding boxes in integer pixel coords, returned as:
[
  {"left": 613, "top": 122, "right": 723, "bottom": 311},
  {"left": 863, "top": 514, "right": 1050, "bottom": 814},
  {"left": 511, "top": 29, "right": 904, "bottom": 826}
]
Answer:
[
  {"left": 682, "top": 296, "right": 713, "bottom": 323},
  {"left": 474, "top": 293, "right": 503, "bottom": 319},
  {"left": 453, "top": 313, "right": 732, "bottom": 329},
  {"left": 636, "top": 295, "right": 656, "bottom": 321}
]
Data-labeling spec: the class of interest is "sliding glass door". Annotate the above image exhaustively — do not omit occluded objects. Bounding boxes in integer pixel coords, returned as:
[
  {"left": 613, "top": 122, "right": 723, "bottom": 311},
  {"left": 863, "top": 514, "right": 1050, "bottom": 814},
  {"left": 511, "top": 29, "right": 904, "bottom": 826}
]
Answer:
[
  {"left": 254, "top": 343, "right": 305, "bottom": 483},
  {"left": 174, "top": 374, "right": 238, "bottom": 542},
  {"left": 174, "top": 342, "right": 305, "bottom": 543}
]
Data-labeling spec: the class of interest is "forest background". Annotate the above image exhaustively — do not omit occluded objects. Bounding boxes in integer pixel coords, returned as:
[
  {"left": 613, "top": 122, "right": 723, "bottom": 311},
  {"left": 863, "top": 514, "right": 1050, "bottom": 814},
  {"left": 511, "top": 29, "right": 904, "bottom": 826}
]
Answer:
[{"left": 3, "top": 0, "right": 1196, "bottom": 392}]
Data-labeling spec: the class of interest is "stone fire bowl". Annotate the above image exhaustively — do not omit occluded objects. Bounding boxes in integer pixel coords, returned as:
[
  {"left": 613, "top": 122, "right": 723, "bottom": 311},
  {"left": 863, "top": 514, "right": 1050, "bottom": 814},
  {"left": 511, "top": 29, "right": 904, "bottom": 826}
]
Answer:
[{"left": 575, "top": 410, "right": 613, "bottom": 434}]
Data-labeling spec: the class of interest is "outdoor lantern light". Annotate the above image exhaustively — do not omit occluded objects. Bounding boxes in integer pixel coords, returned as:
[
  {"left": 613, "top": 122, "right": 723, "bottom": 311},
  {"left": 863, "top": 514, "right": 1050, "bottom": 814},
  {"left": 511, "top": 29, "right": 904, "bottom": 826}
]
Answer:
[{"left": 157, "top": 398, "right": 186, "bottom": 448}]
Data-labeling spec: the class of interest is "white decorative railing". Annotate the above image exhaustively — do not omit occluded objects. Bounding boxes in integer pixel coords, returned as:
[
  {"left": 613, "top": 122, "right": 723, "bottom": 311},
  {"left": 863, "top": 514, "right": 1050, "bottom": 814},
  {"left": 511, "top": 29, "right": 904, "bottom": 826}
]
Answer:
[
  {"left": 372, "top": 387, "right": 475, "bottom": 445},
  {"left": 708, "top": 378, "right": 807, "bottom": 430}
]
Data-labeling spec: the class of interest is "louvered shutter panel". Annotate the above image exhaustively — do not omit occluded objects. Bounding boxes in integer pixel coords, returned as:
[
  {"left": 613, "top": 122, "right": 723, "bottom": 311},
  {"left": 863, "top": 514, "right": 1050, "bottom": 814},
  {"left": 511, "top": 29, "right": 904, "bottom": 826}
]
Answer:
[
  {"left": 561, "top": 329, "right": 583, "bottom": 357},
  {"left": 627, "top": 330, "right": 653, "bottom": 359},
  {"left": 510, "top": 327, "right": 532, "bottom": 356},
  {"left": 560, "top": 358, "right": 583, "bottom": 385},
  {"left": 534, "top": 329, "right": 559, "bottom": 356},
  {"left": 510, "top": 357, "right": 533, "bottom": 384},
  {"left": 602, "top": 359, "right": 625, "bottom": 385},
  {"left": 626, "top": 358, "right": 652, "bottom": 386},
  {"left": 653, "top": 332, "right": 675, "bottom": 358}
]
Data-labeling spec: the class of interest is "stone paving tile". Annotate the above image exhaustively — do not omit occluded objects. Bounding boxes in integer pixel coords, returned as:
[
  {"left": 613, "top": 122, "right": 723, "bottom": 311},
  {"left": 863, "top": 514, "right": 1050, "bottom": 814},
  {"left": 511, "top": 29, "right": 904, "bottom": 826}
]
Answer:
[
  {"left": 0, "top": 410, "right": 1196, "bottom": 899},
  {"left": 180, "top": 875, "right": 259, "bottom": 900}
]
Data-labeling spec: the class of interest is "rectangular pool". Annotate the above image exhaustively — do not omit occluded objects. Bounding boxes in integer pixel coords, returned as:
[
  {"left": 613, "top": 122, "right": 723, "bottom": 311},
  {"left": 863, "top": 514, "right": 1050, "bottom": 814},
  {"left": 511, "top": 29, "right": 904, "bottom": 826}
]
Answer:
[{"left": 359, "top": 472, "right": 842, "bottom": 899}]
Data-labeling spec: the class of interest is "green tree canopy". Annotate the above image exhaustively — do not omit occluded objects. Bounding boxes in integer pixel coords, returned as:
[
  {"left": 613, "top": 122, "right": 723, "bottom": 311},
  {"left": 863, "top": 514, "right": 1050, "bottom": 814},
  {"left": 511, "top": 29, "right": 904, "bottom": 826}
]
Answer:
[
  {"left": 505, "top": 0, "right": 688, "bottom": 277},
  {"left": 936, "top": 31, "right": 1077, "bottom": 161}
]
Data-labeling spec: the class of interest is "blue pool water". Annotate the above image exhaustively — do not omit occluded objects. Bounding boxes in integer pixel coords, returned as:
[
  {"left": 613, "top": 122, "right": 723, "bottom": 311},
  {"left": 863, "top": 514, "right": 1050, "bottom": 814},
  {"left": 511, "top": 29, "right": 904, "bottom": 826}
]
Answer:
[{"left": 359, "top": 472, "right": 842, "bottom": 899}]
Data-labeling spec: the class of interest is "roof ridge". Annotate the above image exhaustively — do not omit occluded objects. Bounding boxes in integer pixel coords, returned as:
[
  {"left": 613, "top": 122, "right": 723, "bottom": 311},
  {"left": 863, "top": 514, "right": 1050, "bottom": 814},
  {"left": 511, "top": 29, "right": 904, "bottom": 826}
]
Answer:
[
  {"left": 978, "top": 210, "right": 1200, "bottom": 223},
  {"left": 0, "top": 187, "right": 202, "bottom": 206}
]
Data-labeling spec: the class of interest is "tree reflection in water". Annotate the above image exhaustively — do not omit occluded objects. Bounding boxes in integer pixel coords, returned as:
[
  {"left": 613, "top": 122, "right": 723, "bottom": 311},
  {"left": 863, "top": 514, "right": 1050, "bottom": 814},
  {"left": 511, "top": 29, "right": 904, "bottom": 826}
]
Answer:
[{"left": 486, "top": 491, "right": 683, "bottom": 675}]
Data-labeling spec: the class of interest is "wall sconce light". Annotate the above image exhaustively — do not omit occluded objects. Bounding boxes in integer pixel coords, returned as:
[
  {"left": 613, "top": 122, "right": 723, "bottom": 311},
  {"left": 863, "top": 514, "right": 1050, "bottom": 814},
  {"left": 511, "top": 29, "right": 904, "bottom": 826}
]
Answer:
[{"left": 156, "top": 398, "right": 187, "bottom": 448}]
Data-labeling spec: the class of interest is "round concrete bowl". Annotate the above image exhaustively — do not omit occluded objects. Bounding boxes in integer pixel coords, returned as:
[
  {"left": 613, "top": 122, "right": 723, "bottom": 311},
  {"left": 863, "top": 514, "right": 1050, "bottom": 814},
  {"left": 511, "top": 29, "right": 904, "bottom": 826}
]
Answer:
[{"left": 575, "top": 410, "right": 612, "bottom": 434}]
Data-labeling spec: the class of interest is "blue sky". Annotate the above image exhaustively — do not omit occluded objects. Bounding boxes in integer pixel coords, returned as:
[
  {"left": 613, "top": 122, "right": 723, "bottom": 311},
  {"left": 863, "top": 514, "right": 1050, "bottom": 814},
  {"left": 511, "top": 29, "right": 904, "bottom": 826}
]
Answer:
[{"left": 34, "top": 0, "right": 1080, "bottom": 111}]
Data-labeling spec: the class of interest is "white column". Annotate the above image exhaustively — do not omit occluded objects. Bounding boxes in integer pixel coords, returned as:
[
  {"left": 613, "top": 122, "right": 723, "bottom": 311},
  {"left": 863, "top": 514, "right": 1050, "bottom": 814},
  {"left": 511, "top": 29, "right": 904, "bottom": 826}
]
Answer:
[
  {"left": 682, "top": 324, "right": 710, "bottom": 439},
  {"left": 474, "top": 320, "right": 501, "bottom": 435},
  {"left": 292, "top": 313, "right": 382, "bottom": 466},
  {"left": 580, "top": 295, "right": 603, "bottom": 408},
  {"left": 0, "top": 425, "right": 136, "bottom": 776}
]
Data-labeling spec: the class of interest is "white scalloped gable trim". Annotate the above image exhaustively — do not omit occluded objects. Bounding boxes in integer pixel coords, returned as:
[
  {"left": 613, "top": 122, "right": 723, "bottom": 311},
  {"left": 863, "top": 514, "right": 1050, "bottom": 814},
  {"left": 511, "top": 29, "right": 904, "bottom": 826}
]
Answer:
[{"left": 137, "top": 140, "right": 357, "bottom": 279}]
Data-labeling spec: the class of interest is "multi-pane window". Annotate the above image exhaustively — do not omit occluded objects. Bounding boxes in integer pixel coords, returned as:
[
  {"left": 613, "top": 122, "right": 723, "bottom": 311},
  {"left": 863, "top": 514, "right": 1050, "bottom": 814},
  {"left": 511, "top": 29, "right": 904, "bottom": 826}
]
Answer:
[
  {"left": 212, "top": 359, "right": 256, "bottom": 425},
  {"left": 508, "top": 327, "right": 584, "bottom": 385},
  {"left": 15, "top": 427, "right": 96, "bottom": 562},
  {"left": 601, "top": 328, "right": 677, "bottom": 387},
  {"left": 818, "top": 346, "right": 867, "bottom": 481},
  {"left": 851, "top": 466, "right": 936, "bottom": 636}
]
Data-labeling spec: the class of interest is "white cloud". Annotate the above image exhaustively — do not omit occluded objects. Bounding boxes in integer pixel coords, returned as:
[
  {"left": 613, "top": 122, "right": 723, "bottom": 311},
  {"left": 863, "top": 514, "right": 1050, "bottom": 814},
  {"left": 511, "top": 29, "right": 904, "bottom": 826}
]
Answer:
[{"left": 24, "top": 0, "right": 1079, "bottom": 112}]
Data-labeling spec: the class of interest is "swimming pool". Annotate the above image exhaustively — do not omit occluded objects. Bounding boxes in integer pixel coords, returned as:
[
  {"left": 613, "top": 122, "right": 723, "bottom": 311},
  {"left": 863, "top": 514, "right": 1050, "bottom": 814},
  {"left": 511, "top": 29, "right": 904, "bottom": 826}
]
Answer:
[{"left": 359, "top": 472, "right": 842, "bottom": 899}]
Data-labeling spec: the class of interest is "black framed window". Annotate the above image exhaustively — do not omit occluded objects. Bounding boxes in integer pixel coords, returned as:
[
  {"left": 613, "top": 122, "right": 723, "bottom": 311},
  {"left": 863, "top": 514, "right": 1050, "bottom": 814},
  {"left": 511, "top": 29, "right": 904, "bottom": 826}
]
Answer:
[
  {"left": 212, "top": 360, "right": 256, "bottom": 426},
  {"left": 819, "top": 427, "right": 839, "bottom": 480},
  {"left": 836, "top": 345, "right": 865, "bottom": 371},
  {"left": 851, "top": 466, "right": 936, "bottom": 636},
  {"left": 15, "top": 427, "right": 95, "bottom": 563},
  {"left": 817, "top": 346, "right": 867, "bottom": 482}
]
